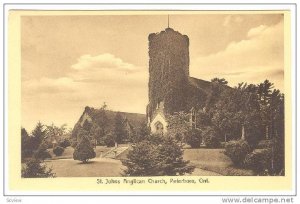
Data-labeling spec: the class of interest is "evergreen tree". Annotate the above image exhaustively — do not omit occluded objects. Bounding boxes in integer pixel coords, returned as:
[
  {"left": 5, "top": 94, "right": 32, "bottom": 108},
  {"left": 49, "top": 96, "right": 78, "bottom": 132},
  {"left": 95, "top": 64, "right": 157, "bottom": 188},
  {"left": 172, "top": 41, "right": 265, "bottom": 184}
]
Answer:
[
  {"left": 123, "top": 136, "right": 194, "bottom": 176},
  {"left": 73, "top": 133, "right": 96, "bottom": 163},
  {"left": 166, "top": 111, "right": 190, "bottom": 143},
  {"left": 95, "top": 103, "right": 109, "bottom": 143},
  {"left": 132, "top": 121, "right": 150, "bottom": 142},
  {"left": 21, "top": 158, "right": 55, "bottom": 178},
  {"left": 31, "top": 122, "right": 47, "bottom": 150},
  {"left": 21, "top": 127, "right": 32, "bottom": 160},
  {"left": 114, "top": 112, "right": 126, "bottom": 144}
]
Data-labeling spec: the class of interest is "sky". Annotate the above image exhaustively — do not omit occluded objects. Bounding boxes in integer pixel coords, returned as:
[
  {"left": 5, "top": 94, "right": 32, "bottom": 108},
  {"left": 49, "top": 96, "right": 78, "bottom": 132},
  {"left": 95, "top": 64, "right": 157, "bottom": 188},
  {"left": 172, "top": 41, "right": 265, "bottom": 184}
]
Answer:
[{"left": 21, "top": 13, "right": 284, "bottom": 132}]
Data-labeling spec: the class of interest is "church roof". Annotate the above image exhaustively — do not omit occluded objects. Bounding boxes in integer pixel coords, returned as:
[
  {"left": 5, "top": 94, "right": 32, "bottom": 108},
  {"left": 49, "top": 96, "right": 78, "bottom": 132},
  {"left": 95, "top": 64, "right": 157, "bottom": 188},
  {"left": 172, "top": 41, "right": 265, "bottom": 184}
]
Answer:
[
  {"left": 188, "top": 77, "right": 233, "bottom": 94},
  {"left": 188, "top": 77, "right": 213, "bottom": 94}
]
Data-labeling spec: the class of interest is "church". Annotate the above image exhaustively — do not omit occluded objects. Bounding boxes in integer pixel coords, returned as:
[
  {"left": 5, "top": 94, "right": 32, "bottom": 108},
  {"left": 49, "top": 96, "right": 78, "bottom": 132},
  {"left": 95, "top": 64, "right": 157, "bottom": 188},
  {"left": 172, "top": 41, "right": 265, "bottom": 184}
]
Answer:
[{"left": 146, "top": 27, "right": 216, "bottom": 134}]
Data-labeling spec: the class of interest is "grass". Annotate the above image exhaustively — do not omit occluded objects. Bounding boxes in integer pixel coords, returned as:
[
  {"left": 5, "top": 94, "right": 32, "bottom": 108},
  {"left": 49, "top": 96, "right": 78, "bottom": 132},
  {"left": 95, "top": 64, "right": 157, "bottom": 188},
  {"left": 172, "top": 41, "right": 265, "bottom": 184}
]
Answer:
[
  {"left": 44, "top": 158, "right": 124, "bottom": 177},
  {"left": 47, "top": 146, "right": 112, "bottom": 160},
  {"left": 183, "top": 148, "right": 254, "bottom": 176},
  {"left": 40, "top": 146, "right": 253, "bottom": 177}
]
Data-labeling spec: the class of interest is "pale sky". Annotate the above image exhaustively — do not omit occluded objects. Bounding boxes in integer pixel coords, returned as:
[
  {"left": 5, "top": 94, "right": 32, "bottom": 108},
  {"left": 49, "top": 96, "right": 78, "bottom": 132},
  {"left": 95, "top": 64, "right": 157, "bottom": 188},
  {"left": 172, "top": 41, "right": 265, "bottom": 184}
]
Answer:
[{"left": 21, "top": 14, "right": 284, "bottom": 132}]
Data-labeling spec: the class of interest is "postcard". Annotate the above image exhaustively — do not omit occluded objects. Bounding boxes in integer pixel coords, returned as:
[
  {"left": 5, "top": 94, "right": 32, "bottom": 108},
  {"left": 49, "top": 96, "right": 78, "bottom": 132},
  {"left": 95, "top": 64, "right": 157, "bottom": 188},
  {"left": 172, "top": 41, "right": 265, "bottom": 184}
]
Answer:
[{"left": 4, "top": 6, "right": 296, "bottom": 196}]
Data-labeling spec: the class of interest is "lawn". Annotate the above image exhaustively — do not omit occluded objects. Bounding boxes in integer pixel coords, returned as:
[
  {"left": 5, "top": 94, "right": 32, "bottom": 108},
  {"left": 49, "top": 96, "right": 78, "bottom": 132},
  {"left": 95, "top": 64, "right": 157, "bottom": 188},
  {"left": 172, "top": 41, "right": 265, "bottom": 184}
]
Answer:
[
  {"left": 47, "top": 146, "right": 112, "bottom": 160},
  {"left": 42, "top": 146, "right": 253, "bottom": 177},
  {"left": 183, "top": 148, "right": 254, "bottom": 176},
  {"left": 44, "top": 158, "right": 124, "bottom": 177}
]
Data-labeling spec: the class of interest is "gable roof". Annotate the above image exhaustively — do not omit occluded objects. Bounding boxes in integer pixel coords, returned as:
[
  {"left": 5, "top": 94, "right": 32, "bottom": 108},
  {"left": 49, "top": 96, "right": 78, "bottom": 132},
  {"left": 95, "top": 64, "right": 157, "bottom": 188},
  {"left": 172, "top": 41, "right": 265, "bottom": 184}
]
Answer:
[{"left": 188, "top": 77, "right": 213, "bottom": 94}]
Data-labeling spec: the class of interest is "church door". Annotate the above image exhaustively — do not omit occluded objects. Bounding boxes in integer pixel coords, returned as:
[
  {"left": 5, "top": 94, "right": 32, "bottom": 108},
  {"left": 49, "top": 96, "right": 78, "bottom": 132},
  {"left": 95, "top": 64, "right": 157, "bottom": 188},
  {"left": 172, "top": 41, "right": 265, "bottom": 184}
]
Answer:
[{"left": 155, "top": 121, "right": 164, "bottom": 135}]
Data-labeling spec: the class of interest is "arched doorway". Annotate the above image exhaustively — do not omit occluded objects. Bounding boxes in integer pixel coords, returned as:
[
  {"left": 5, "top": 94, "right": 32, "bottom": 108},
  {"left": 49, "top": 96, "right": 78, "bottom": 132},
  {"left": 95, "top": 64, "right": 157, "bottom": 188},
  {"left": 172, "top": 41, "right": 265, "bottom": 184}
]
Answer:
[{"left": 155, "top": 121, "right": 164, "bottom": 135}]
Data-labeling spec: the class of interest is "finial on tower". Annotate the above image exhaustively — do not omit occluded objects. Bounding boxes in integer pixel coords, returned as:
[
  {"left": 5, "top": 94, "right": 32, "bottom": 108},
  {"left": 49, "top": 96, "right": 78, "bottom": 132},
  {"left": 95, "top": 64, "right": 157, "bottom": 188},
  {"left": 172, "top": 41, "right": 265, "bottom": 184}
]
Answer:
[{"left": 167, "top": 15, "right": 170, "bottom": 28}]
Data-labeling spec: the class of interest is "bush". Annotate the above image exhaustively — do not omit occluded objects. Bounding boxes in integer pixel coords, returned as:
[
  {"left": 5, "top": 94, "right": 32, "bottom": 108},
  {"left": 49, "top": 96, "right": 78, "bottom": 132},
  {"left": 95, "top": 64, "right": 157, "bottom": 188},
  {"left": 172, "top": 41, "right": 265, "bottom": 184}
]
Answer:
[
  {"left": 203, "top": 128, "right": 220, "bottom": 148},
  {"left": 224, "top": 139, "right": 251, "bottom": 166},
  {"left": 53, "top": 146, "right": 65, "bottom": 156},
  {"left": 73, "top": 136, "right": 96, "bottom": 163},
  {"left": 220, "top": 142, "right": 226, "bottom": 148},
  {"left": 244, "top": 149, "right": 272, "bottom": 174},
  {"left": 59, "top": 138, "right": 71, "bottom": 148},
  {"left": 104, "top": 133, "right": 116, "bottom": 147},
  {"left": 21, "top": 158, "right": 55, "bottom": 178},
  {"left": 185, "top": 129, "right": 202, "bottom": 148},
  {"left": 34, "top": 149, "right": 52, "bottom": 160},
  {"left": 122, "top": 136, "right": 195, "bottom": 176}
]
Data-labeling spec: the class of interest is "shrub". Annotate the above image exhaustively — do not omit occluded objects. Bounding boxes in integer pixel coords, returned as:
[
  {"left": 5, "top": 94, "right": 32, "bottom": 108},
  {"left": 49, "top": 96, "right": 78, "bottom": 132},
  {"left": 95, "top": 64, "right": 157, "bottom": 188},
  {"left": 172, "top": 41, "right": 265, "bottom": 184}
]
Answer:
[
  {"left": 204, "top": 135, "right": 220, "bottom": 148},
  {"left": 73, "top": 136, "right": 96, "bottom": 163},
  {"left": 21, "top": 158, "right": 55, "bottom": 178},
  {"left": 34, "top": 149, "right": 52, "bottom": 160},
  {"left": 224, "top": 140, "right": 251, "bottom": 166},
  {"left": 220, "top": 142, "right": 226, "bottom": 148},
  {"left": 59, "top": 138, "right": 71, "bottom": 148},
  {"left": 251, "top": 139, "right": 284, "bottom": 175},
  {"left": 53, "top": 146, "right": 65, "bottom": 156},
  {"left": 104, "top": 133, "right": 115, "bottom": 147},
  {"left": 244, "top": 149, "right": 272, "bottom": 174},
  {"left": 203, "top": 128, "right": 220, "bottom": 148},
  {"left": 122, "top": 136, "right": 195, "bottom": 176},
  {"left": 185, "top": 129, "right": 202, "bottom": 148}
]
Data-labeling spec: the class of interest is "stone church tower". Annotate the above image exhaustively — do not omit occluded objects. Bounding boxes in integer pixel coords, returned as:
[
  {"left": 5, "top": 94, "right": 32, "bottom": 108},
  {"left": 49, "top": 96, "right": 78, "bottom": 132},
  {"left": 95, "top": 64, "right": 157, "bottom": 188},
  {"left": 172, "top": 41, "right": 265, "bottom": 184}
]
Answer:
[{"left": 147, "top": 27, "right": 190, "bottom": 134}]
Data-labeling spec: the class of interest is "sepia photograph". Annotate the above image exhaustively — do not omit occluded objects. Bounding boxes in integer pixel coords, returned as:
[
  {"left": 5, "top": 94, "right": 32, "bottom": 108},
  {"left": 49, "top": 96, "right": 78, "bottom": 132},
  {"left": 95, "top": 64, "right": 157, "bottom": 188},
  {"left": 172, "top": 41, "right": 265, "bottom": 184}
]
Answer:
[{"left": 19, "top": 12, "right": 286, "bottom": 179}]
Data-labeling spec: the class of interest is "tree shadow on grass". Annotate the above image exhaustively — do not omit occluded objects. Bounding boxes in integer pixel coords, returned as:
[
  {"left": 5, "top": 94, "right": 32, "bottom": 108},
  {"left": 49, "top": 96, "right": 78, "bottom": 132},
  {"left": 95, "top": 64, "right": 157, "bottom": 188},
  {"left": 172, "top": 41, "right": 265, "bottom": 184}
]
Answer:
[{"left": 76, "top": 161, "right": 96, "bottom": 165}]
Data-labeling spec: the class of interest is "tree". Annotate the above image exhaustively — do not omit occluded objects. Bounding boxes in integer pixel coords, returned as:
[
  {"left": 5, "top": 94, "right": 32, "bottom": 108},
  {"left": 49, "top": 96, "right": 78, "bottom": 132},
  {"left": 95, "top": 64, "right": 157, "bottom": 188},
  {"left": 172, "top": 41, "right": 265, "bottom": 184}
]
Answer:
[
  {"left": 73, "top": 133, "right": 96, "bottom": 163},
  {"left": 211, "top": 83, "right": 264, "bottom": 147},
  {"left": 205, "top": 78, "right": 228, "bottom": 110},
  {"left": 21, "top": 127, "right": 33, "bottom": 160},
  {"left": 224, "top": 140, "right": 251, "bottom": 166},
  {"left": 130, "top": 121, "right": 150, "bottom": 143},
  {"left": 269, "top": 91, "right": 285, "bottom": 174},
  {"left": 211, "top": 77, "right": 228, "bottom": 85},
  {"left": 202, "top": 127, "right": 220, "bottom": 148},
  {"left": 122, "top": 135, "right": 195, "bottom": 176},
  {"left": 33, "top": 141, "right": 52, "bottom": 160},
  {"left": 45, "top": 123, "right": 67, "bottom": 148},
  {"left": 210, "top": 89, "right": 242, "bottom": 141},
  {"left": 59, "top": 138, "right": 71, "bottom": 148},
  {"left": 114, "top": 112, "right": 126, "bottom": 144},
  {"left": 104, "top": 132, "right": 116, "bottom": 147},
  {"left": 184, "top": 128, "right": 202, "bottom": 148},
  {"left": 122, "top": 140, "right": 158, "bottom": 176},
  {"left": 257, "top": 80, "right": 273, "bottom": 137},
  {"left": 31, "top": 122, "right": 47, "bottom": 150},
  {"left": 21, "top": 158, "right": 55, "bottom": 178},
  {"left": 29, "top": 122, "right": 52, "bottom": 160},
  {"left": 166, "top": 111, "right": 190, "bottom": 144},
  {"left": 94, "top": 102, "right": 110, "bottom": 144},
  {"left": 156, "top": 137, "right": 195, "bottom": 175},
  {"left": 53, "top": 146, "right": 64, "bottom": 156},
  {"left": 242, "top": 83, "right": 264, "bottom": 148}
]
